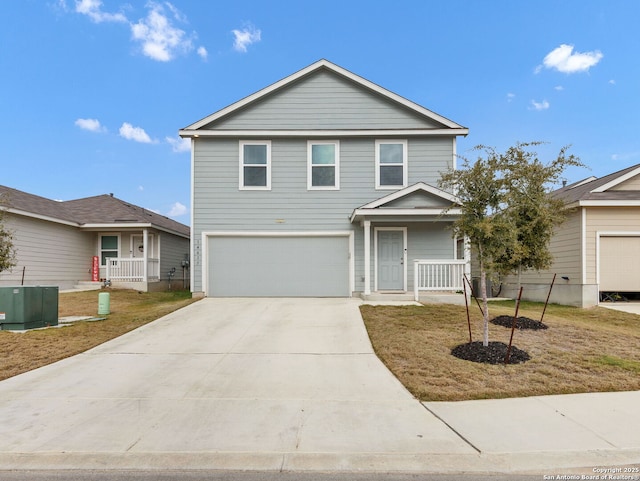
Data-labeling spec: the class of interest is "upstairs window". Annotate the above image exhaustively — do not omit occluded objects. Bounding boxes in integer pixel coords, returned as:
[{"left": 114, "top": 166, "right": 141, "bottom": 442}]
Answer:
[
  {"left": 240, "top": 141, "right": 271, "bottom": 190},
  {"left": 308, "top": 141, "right": 340, "bottom": 190},
  {"left": 376, "top": 140, "right": 407, "bottom": 189}
]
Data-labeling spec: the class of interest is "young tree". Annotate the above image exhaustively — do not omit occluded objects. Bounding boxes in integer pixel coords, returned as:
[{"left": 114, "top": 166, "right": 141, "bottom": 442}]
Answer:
[
  {"left": 439, "top": 142, "right": 582, "bottom": 347},
  {"left": 439, "top": 146, "right": 517, "bottom": 346},
  {"left": 0, "top": 194, "right": 17, "bottom": 274}
]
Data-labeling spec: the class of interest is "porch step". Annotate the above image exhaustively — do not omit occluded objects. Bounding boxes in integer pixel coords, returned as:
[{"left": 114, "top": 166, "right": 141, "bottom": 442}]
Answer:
[
  {"left": 360, "top": 292, "right": 415, "bottom": 301},
  {"left": 360, "top": 291, "right": 468, "bottom": 306},
  {"left": 72, "top": 281, "right": 103, "bottom": 291}
]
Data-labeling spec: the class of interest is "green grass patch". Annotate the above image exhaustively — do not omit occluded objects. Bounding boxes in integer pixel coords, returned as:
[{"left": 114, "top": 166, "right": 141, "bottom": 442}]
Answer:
[{"left": 594, "top": 355, "right": 640, "bottom": 374}]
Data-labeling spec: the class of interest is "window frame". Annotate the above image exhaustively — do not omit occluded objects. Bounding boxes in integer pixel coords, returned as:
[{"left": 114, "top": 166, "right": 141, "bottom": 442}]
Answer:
[
  {"left": 375, "top": 139, "right": 408, "bottom": 189},
  {"left": 307, "top": 140, "right": 340, "bottom": 190},
  {"left": 239, "top": 140, "right": 271, "bottom": 190},
  {"left": 99, "top": 234, "right": 120, "bottom": 267}
]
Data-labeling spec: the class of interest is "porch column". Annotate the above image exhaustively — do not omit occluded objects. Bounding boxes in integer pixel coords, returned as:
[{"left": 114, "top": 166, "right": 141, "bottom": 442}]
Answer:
[
  {"left": 143, "top": 228, "right": 148, "bottom": 282},
  {"left": 363, "top": 220, "right": 371, "bottom": 295},
  {"left": 464, "top": 235, "right": 471, "bottom": 302}
]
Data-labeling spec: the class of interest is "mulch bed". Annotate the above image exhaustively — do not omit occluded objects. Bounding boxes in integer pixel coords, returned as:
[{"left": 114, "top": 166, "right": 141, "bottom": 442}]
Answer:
[
  {"left": 491, "top": 315, "right": 548, "bottom": 330},
  {"left": 451, "top": 341, "right": 531, "bottom": 364}
]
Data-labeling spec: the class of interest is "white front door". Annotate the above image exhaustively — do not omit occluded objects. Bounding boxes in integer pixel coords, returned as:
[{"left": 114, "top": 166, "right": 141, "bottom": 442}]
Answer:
[{"left": 377, "top": 229, "right": 405, "bottom": 290}]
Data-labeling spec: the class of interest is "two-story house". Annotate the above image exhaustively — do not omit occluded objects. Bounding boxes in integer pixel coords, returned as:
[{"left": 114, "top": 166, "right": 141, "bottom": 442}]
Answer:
[{"left": 180, "top": 60, "right": 469, "bottom": 299}]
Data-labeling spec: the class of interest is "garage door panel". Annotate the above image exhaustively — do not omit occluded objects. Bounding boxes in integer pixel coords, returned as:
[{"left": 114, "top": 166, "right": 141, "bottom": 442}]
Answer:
[
  {"left": 600, "top": 236, "right": 640, "bottom": 291},
  {"left": 208, "top": 236, "right": 349, "bottom": 297}
]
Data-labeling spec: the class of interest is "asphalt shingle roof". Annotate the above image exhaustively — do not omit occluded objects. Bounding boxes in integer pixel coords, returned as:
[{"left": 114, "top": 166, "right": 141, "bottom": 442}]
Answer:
[
  {"left": 554, "top": 163, "right": 640, "bottom": 204},
  {"left": 0, "top": 186, "right": 189, "bottom": 237}
]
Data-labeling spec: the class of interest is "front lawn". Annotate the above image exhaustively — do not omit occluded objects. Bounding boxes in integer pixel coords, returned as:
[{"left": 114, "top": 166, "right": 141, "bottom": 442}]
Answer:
[
  {"left": 360, "top": 300, "right": 640, "bottom": 401},
  {"left": 0, "top": 289, "right": 198, "bottom": 382}
]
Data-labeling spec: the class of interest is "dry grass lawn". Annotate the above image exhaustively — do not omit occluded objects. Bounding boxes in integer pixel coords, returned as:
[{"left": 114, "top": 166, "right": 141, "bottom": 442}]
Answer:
[
  {"left": 0, "top": 289, "right": 198, "bottom": 382},
  {"left": 360, "top": 300, "right": 640, "bottom": 401}
]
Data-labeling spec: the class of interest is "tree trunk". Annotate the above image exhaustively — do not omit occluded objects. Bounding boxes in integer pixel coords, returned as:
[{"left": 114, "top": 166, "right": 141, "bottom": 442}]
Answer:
[{"left": 480, "top": 266, "right": 489, "bottom": 347}]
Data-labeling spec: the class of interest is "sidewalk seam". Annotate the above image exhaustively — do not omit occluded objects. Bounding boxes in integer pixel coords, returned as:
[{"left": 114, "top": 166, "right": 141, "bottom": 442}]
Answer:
[{"left": 421, "top": 403, "right": 482, "bottom": 454}]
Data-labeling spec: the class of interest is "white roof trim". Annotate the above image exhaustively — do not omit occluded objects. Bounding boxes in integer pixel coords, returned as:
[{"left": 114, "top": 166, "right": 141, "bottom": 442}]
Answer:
[
  {"left": 350, "top": 207, "right": 461, "bottom": 222},
  {"left": 79, "top": 223, "right": 190, "bottom": 238},
  {"left": 180, "top": 128, "right": 468, "bottom": 138},
  {"left": 568, "top": 176, "right": 597, "bottom": 189},
  {"left": 4, "top": 207, "right": 79, "bottom": 227},
  {"left": 358, "top": 182, "right": 460, "bottom": 209},
  {"left": 591, "top": 166, "right": 640, "bottom": 193},
  {"left": 181, "top": 59, "right": 467, "bottom": 133},
  {"left": 578, "top": 200, "right": 640, "bottom": 207}
]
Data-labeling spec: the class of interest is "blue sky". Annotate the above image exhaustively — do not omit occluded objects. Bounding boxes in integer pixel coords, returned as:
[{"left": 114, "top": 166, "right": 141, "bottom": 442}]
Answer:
[{"left": 1, "top": 1, "right": 638, "bottom": 225}]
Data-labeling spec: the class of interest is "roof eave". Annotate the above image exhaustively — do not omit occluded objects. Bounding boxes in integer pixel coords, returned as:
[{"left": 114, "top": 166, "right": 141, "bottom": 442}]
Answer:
[
  {"left": 3, "top": 207, "right": 79, "bottom": 227},
  {"left": 80, "top": 223, "right": 190, "bottom": 238},
  {"left": 179, "top": 128, "right": 469, "bottom": 139},
  {"left": 350, "top": 207, "right": 462, "bottom": 223}
]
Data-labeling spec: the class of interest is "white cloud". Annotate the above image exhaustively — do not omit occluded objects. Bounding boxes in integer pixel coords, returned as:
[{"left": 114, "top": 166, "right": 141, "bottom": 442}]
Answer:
[
  {"left": 75, "top": 117, "right": 106, "bottom": 132},
  {"left": 554, "top": 85, "right": 564, "bottom": 91},
  {"left": 530, "top": 99, "right": 550, "bottom": 111},
  {"left": 166, "top": 136, "right": 191, "bottom": 153},
  {"left": 167, "top": 201, "right": 187, "bottom": 217},
  {"left": 506, "top": 93, "right": 515, "bottom": 102},
  {"left": 232, "top": 25, "right": 261, "bottom": 53},
  {"left": 138, "top": 185, "right": 144, "bottom": 191},
  {"left": 131, "top": 2, "right": 193, "bottom": 62},
  {"left": 75, "top": 0, "right": 127, "bottom": 23},
  {"left": 197, "top": 45, "right": 208, "bottom": 60},
  {"left": 539, "top": 44, "right": 603, "bottom": 74},
  {"left": 119, "top": 122, "right": 154, "bottom": 143},
  {"left": 609, "top": 79, "right": 616, "bottom": 85}
]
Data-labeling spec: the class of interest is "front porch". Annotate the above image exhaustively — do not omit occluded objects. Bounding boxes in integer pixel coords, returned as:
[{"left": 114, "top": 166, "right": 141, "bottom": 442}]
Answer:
[{"left": 351, "top": 182, "right": 470, "bottom": 300}]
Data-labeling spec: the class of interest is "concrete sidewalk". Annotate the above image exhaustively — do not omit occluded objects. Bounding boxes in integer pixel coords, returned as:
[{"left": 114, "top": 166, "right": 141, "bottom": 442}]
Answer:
[{"left": 0, "top": 298, "right": 638, "bottom": 475}]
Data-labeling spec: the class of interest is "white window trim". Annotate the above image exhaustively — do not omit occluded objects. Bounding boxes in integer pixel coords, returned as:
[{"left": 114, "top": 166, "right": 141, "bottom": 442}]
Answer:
[
  {"left": 239, "top": 140, "right": 271, "bottom": 190},
  {"left": 307, "top": 140, "right": 340, "bottom": 190},
  {"left": 99, "top": 233, "right": 120, "bottom": 267},
  {"left": 375, "top": 139, "right": 408, "bottom": 190}
]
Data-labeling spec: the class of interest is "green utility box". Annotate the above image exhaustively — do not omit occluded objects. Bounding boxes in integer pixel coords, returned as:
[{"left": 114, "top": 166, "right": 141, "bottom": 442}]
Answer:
[{"left": 0, "top": 286, "right": 59, "bottom": 330}]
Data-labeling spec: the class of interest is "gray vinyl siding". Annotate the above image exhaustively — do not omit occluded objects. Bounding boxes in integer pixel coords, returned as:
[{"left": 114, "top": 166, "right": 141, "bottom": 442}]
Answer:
[
  {"left": 192, "top": 136, "right": 456, "bottom": 293},
  {"left": 0, "top": 213, "right": 94, "bottom": 289},
  {"left": 209, "top": 70, "right": 444, "bottom": 131},
  {"left": 158, "top": 233, "right": 190, "bottom": 283}
]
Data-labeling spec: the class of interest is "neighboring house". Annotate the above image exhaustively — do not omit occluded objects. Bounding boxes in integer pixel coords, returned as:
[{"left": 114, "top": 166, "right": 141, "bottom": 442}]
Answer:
[
  {"left": 179, "top": 59, "right": 469, "bottom": 299},
  {"left": 0, "top": 186, "right": 190, "bottom": 292},
  {"left": 499, "top": 163, "right": 640, "bottom": 308}
]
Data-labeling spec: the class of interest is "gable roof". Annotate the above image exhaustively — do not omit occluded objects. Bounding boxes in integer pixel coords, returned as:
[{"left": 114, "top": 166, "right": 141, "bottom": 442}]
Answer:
[
  {"left": 555, "top": 163, "right": 640, "bottom": 206},
  {"left": 180, "top": 59, "right": 469, "bottom": 138},
  {"left": 350, "top": 182, "right": 461, "bottom": 222},
  {"left": 0, "top": 186, "right": 189, "bottom": 237}
]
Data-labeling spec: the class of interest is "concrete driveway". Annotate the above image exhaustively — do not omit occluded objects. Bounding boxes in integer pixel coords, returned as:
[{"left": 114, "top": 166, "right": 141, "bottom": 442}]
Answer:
[{"left": 0, "top": 298, "right": 476, "bottom": 472}]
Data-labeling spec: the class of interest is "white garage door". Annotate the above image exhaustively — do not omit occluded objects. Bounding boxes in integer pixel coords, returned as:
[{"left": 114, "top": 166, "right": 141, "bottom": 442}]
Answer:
[
  {"left": 600, "top": 236, "right": 640, "bottom": 291},
  {"left": 207, "top": 235, "right": 350, "bottom": 297}
]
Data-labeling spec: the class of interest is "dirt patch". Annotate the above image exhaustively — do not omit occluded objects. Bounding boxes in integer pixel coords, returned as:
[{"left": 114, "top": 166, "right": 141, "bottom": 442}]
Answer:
[
  {"left": 451, "top": 341, "right": 531, "bottom": 364},
  {"left": 491, "top": 315, "right": 548, "bottom": 330}
]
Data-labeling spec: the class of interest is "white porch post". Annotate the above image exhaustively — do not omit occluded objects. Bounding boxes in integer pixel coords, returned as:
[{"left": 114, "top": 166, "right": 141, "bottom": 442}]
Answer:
[
  {"left": 143, "top": 228, "right": 148, "bottom": 282},
  {"left": 363, "top": 220, "right": 371, "bottom": 295}
]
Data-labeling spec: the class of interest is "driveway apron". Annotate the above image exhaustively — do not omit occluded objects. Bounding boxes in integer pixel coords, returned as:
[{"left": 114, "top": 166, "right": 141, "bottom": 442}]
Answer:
[{"left": 0, "top": 298, "right": 476, "bottom": 472}]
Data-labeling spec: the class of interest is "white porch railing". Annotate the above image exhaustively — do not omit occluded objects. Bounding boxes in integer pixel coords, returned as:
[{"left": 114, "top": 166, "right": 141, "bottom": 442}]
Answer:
[
  {"left": 414, "top": 259, "right": 467, "bottom": 300},
  {"left": 106, "top": 258, "right": 159, "bottom": 282}
]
